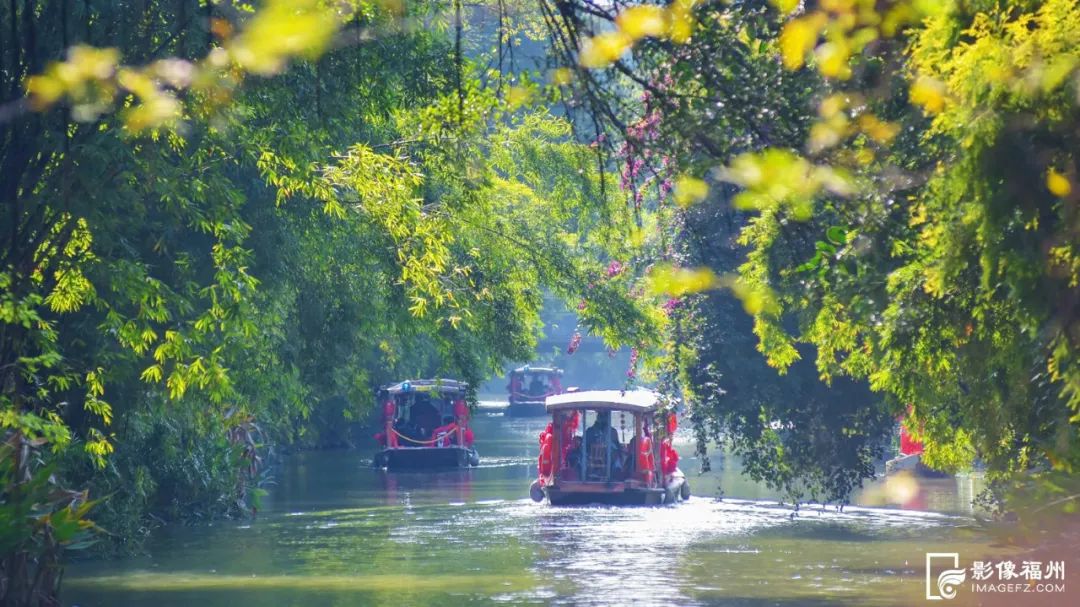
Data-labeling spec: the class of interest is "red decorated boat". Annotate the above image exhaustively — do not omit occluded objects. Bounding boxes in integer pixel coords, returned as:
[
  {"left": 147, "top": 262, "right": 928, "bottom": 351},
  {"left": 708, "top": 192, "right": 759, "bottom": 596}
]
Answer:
[
  {"left": 506, "top": 366, "right": 563, "bottom": 417},
  {"left": 529, "top": 389, "right": 689, "bottom": 505},
  {"left": 372, "top": 379, "right": 479, "bottom": 469}
]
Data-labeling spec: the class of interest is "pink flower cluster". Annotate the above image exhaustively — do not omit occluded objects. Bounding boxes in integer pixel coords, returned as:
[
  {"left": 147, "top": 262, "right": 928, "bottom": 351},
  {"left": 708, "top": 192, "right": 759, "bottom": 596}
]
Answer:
[
  {"left": 615, "top": 75, "right": 676, "bottom": 210},
  {"left": 606, "top": 260, "right": 624, "bottom": 277},
  {"left": 567, "top": 332, "right": 582, "bottom": 355},
  {"left": 627, "top": 347, "right": 640, "bottom": 378}
]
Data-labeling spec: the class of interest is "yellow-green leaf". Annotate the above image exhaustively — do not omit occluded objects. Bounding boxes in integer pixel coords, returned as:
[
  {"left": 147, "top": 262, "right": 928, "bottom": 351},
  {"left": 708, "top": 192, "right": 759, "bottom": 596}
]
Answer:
[
  {"left": 909, "top": 76, "right": 946, "bottom": 114},
  {"left": 616, "top": 5, "right": 668, "bottom": 41},
  {"left": 673, "top": 176, "right": 709, "bottom": 207},
  {"left": 579, "top": 32, "right": 633, "bottom": 69},
  {"left": 647, "top": 264, "right": 720, "bottom": 296},
  {"left": 1047, "top": 169, "right": 1072, "bottom": 197},
  {"left": 779, "top": 14, "right": 826, "bottom": 71}
]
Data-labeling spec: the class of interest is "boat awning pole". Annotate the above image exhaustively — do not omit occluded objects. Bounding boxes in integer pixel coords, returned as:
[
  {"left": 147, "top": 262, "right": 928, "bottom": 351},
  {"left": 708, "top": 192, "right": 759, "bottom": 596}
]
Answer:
[
  {"left": 606, "top": 415, "right": 612, "bottom": 482},
  {"left": 580, "top": 408, "right": 587, "bottom": 481}
]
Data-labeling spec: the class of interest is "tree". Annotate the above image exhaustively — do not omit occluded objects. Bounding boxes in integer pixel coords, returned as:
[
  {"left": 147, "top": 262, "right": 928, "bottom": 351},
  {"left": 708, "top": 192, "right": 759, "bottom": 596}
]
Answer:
[
  {"left": 551, "top": 0, "right": 1080, "bottom": 514},
  {"left": 1, "top": 3, "right": 645, "bottom": 591},
  {"left": 541, "top": 0, "right": 894, "bottom": 501}
]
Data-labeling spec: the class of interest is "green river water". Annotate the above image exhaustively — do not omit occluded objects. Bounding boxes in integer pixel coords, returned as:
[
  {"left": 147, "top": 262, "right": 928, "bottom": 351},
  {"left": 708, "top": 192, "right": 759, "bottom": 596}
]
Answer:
[{"left": 63, "top": 404, "right": 1022, "bottom": 607}]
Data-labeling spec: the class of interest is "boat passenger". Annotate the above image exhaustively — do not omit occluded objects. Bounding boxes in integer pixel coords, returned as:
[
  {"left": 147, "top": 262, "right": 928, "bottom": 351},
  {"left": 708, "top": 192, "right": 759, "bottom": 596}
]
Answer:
[
  {"left": 528, "top": 375, "right": 546, "bottom": 396},
  {"left": 585, "top": 411, "right": 624, "bottom": 478},
  {"left": 432, "top": 416, "right": 458, "bottom": 447},
  {"left": 566, "top": 435, "right": 583, "bottom": 469},
  {"left": 585, "top": 411, "right": 621, "bottom": 450}
]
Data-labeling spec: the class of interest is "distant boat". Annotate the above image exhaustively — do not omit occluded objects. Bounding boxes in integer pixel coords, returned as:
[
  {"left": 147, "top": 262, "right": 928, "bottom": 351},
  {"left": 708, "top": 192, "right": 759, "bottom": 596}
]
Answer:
[
  {"left": 372, "top": 379, "right": 479, "bottom": 469},
  {"left": 505, "top": 365, "right": 564, "bottom": 417},
  {"left": 883, "top": 417, "right": 949, "bottom": 478},
  {"left": 529, "top": 389, "right": 689, "bottom": 506}
]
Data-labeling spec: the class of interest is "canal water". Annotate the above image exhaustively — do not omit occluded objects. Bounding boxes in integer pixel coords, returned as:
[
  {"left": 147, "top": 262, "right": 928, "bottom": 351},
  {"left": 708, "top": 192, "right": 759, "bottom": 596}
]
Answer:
[{"left": 64, "top": 404, "right": 1017, "bottom": 606}]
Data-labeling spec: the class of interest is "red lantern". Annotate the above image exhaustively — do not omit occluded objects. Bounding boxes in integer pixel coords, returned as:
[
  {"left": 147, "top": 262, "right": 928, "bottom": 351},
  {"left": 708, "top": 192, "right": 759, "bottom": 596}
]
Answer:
[
  {"left": 661, "top": 441, "right": 679, "bottom": 475},
  {"left": 383, "top": 400, "right": 396, "bottom": 421},
  {"left": 637, "top": 436, "right": 654, "bottom": 484},
  {"left": 453, "top": 399, "right": 468, "bottom": 419},
  {"left": 667, "top": 413, "right": 678, "bottom": 435},
  {"left": 540, "top": 422, "right": 553, "bottom": 445},
  {"left": 538, "top": 435, "right": 553, "bottom": 477}
]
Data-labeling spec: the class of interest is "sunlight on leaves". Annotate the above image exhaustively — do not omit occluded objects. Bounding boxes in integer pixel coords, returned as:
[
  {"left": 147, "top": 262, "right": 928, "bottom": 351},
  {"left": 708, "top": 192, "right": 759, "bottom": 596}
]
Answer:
[
  {"left": 228, "top": 0, "right": 339, "bottom": 75},
  {"left": 583, "top": 0, "right": 700, "bottom": 69},
  {"left": 815, "top": 41, "right": 852, "bottom": 79},
  {"left": 768, "top": 0, "right": 800, "bottom": 15},
  {"left": 506, "top": 86, "right": 534, "bottom": 110},
  {"left": 551, "top": 67, "right": 573, "bottom": 86},
  {"left": 668, "top": 0, "right": 700, "bottom": 44},
  {"left": 857, "top": 114, "right": 900, "bottom": 143},
  {"left": 1047, "top": 169, "right": 1072, "bottom": 197},
  {"left": 646, "top": 264, "right": 720, "bottom": 297},
  {"left": 616, "top": 5, "right": 668, "bottom": 41},
  {"left": 579, "top": 31, "right": 633, "bottom": 69},
  {"left": 909, "top": 76, "right": 947, "bottom": 114},
  {"left": 26, "top": 45, "right": 120, "bottom": 114},
  {"left": 673, "top": 175, "right": 709, "bottom": 208},
  {"left": 720, "top": 150, "right": 853, "bottom": 220},
  {"left": 727, "top": 275, "right": 780, "bottom": 316},
  {"left": 779, "top": 14, "right": 826, "bottom": 70},
  {"left": 1041, "top": 55, "right": 1078, "bottom": 93}
]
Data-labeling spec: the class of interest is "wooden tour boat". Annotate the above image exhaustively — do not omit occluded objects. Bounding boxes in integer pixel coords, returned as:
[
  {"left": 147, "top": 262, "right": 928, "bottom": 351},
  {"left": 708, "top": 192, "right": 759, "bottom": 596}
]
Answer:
[
  {"left": 372, "top": 379, "right": 479, "bottom": 470},
  {"left": 884, "top": 414, "right": 949, "bottom": 478},
  {"left": 505, "top": 365, "right": 563, "bottom": 417},
  {"left": 529, "top": 389, "right": 689, "bottom": 506}
]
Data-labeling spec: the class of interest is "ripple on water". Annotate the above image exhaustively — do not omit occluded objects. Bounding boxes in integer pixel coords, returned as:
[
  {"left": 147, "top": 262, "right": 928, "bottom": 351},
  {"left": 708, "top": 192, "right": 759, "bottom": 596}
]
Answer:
[{"left": 63, "top": 447, "right": 1002, "bottom": 607}]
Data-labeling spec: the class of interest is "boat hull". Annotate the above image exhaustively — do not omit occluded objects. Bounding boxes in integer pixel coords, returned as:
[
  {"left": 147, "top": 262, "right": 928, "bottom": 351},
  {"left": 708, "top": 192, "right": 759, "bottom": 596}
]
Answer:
[
  {"left": 505, "top": 400, "right": 546, "bottom": 417},
  {"left": 884, "top": 453, "right": 949, "bottom": 478},
  {"left": 538, "top": 472, "right": 689, "bottom": 506},
  {"left": 544, "top": 486, "right": 667, "bottom": 506},
  {"left": 374, "top": 446, "right": 478, "bottom": 470}
]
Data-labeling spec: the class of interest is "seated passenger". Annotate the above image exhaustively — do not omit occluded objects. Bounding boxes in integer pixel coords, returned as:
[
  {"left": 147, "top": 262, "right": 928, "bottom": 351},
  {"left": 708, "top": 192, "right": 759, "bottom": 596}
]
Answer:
[
  {"left": 528, "top": 376, "right": 545, "bottom": 396},
  {"left": 585, "top": 411, "right": 621, "bottom": 451},
  {"left": 432, "top": 415, "right": 458, "bottom": 447},
  {"left": 565, "top": 435, "right": 583, "bottom": 469},
  {"left": 584, "top": 411, "right": 624, "bottom": 478}
]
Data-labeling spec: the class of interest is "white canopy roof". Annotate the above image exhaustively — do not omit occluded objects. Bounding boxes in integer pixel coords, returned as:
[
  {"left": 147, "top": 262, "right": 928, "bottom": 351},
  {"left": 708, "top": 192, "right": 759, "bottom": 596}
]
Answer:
[
  {"left": 545, "top": 389, "right": 660, "bottom": 413},
  {"left": 381, "top": 379, "right": 468, "bottom": 395}
]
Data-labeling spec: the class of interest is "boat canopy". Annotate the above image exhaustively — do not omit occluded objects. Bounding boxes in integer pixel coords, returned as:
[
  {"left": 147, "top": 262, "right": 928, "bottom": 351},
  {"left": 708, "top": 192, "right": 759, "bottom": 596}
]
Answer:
[
  {"left": 510, "top": 366, "right": 562, "bottom": 376},
  {"left": 381, "top": 379, "right": 468, "bottom": 396},
  {"left": 545, "top": 389, "right": 659, "bottom": 414}
]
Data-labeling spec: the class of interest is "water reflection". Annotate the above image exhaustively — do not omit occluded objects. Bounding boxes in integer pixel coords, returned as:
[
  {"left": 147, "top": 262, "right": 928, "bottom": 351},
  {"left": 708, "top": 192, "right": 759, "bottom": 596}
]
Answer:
[
  {"left": 65, "top": 403, "right": 1003, "bottom": 607},
  {"left": 378, "top": 469, "right": 475, "bottom": 506}
]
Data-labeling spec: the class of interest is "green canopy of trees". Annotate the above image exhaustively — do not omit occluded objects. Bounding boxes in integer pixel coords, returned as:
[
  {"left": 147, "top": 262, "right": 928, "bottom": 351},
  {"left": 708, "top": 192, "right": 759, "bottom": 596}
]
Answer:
[
  {"left": 0, "top": 3, "right": 649, "bottom": 593},
  {"left": 544, "top": 0, "right": 1079, "bottom": 510},
  {"left": 3, "top": 0, "right": 1080, "bottom": 602}
]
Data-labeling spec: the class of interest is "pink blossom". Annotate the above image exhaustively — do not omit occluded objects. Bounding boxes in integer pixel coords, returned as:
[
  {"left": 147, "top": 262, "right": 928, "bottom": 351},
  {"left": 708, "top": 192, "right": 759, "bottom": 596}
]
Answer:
[
  {"left": 567, "top": 332, "right": 582, "bottom": 355},
  {"left": 659, "top": 178, "right": 673, "bottom": 198}
]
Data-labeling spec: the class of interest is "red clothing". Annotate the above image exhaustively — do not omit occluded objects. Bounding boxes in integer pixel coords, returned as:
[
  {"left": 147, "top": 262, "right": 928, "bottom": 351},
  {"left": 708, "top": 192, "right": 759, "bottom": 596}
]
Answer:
[
  {"left": 900, "top": 425, "right": 923, "bottom": 455},
  {"left": 431, "top": 423, "right": 458, "bottom": 447}
]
